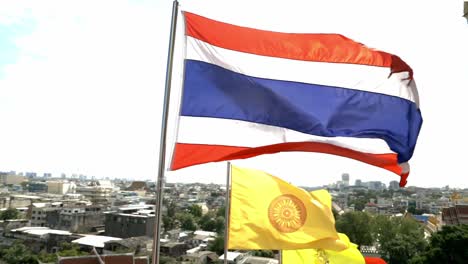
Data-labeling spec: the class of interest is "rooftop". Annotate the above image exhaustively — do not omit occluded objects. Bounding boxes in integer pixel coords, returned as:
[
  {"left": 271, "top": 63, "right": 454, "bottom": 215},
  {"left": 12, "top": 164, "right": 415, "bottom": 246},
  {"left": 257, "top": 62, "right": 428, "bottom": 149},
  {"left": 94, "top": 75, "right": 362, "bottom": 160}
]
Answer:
[
  {"left": 11, "top": 227, "right": 72, "bottom": 236},
  {"left": 72, "top": 235, "right": 122, "bottom": 248}
]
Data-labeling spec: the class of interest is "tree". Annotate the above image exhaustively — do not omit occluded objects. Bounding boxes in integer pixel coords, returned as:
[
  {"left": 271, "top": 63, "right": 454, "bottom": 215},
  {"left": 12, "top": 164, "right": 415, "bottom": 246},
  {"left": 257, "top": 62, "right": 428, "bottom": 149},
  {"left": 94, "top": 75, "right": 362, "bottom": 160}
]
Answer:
[
  {"left": 208, "top": 236, "right": 225, "bottom": 256},
  {"left": 216, "top": 206, "right": 225, "bottom": 217},
  {"left": 189, "top": 204, "right": 203, "bottom": 218},
  {"left": 0, "top": 242, "right": 37, "bottom": 264},
  {"left": 163, "top": 215, "right": 176, "bottom": 231},
  {"left": 214, "top": 216, "right": 225, "bottom": 234},
  {"left": 57, "top": 242, "right": 88, "bottom": 257},
  {"left": 0, "top": 208, "right": 20, "bottom": 220},
  {"left": 37, "top": 251, "right": 58, "bottom": 263},
  {"left": 176, "top": 213, "right": 197, "bottom": 231},
  {"left": 373, "top": 216, "right": 426, "bottom": 264},
  {"left": 166, "top": 201, "right": 176, "bottom": 218},
  {"left": 336, "top": 211, "right": 374, "bottom": 248},
  {"left": 199, "top": 214, "right": 217, "bottom": 231},
  {"left": 411, "top": 224, "right": 468, "bottom": 264}
]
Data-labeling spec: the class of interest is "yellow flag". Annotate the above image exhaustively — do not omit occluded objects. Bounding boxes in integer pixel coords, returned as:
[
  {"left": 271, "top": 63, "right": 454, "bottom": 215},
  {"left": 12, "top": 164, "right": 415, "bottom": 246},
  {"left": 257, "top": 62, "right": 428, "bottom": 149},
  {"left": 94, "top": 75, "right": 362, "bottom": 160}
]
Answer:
[
  {"left": 228, "top": 166, "right": 343, "bottom": 250},
  {"left": 282, "top": 233, "right": 366, "bottom": 264}
]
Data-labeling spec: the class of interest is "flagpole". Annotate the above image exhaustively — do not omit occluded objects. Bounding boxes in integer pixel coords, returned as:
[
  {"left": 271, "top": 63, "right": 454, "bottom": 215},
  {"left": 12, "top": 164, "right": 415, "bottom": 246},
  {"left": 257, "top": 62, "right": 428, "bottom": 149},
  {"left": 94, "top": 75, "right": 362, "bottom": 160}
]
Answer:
[
  {"left": 224, "top": 162, "right": 232, "bottom": 264},
  {"left": 152, "top": 0, "right": 179, "bottom": 264}
]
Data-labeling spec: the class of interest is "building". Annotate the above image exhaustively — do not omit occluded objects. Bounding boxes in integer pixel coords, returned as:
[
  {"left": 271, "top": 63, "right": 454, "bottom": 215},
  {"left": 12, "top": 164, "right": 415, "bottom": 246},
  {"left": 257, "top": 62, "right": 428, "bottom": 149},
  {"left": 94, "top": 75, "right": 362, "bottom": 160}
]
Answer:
[
  {"left": 183, "top": 251, "right": 218, "bottom": 264},
  {"left": 0, "top": 173, "right": 26, "bottom": 185},
  {"left": 47, "top": 181, "right": 75, "bottom": 195},
  {"left": 367, "top": 181, "right": 385, "bottom": 191},
  {"left": 47, "top": 205, "right": 106, "bottom": 233},
  {"left": 442, "top": 204, "right": 468, "bottom": 225},
  {"left": 29, "top": 202, "right": 67, "bottom": 227},
  {"left": 388, "top": 180, "right": 399, "bottom": 190},
  {"left": 105, "top": 209, "right": 155, "bottom": 238},
  {"left": 341, "top": 173, "right": 350, "bottom": 187},
  {"left": 160, "top": 242, "right": 188, "bottom": 257},
  {"left": 103, "top": 236, "right": 153, "bottom": 255},
  {"left": 71, "top": 235, "right": 122, "bottom": 253},
  {"left": 8, "top": 226, "right": 74, "bottom": 253},
  {"left": 76, "top": 180, "right": 114, "bottom": 202},
  {"left": 355, "top": 179, "right": 362, "bottom": 187},
  {"left": 28, "top": 182, "right": 48, "bottom": 193},
  {"left": 25, "top": 172, "right": 37, "bottom": 178},
  {"left": 2, "top": 194, "right": 42, "bottom": 209}
]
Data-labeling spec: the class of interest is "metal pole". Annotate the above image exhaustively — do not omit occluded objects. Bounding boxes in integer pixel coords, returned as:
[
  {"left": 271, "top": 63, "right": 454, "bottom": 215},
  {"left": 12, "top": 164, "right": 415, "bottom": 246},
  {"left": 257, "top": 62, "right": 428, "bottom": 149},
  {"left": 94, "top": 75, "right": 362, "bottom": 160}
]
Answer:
[
  {"left": 278, "top": 250, "right": 282, "bottom": 264},
  {"left": 224, "top": 162, "right": 232, "bottom": 264},
  {"left": 152, "top": 1, "right": 179, "bottom": 263}
]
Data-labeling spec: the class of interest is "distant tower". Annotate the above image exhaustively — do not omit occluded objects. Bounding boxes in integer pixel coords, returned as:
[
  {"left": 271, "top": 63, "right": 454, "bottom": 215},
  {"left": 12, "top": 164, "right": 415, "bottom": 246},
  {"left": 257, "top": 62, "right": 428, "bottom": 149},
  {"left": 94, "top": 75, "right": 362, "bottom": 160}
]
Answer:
[
  {"left": 389, "top": 180, "right": 399, "bottom": 190},
  {"left": 341, "top": 173, "right": 350, "bottom": 187},
  {"left": 355, "top": 179, "right": 362, "bottom": 186}
]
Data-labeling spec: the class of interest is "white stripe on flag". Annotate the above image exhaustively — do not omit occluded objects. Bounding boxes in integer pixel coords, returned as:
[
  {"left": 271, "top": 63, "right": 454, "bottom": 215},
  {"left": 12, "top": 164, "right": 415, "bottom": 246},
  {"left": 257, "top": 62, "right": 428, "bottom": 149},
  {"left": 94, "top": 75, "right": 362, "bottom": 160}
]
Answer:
[
  {"left": 187, "top": 37, "right": 418, "bottom": 104},
  {"left": 177, "top": 116, "right": 396, "bottom": 155}
]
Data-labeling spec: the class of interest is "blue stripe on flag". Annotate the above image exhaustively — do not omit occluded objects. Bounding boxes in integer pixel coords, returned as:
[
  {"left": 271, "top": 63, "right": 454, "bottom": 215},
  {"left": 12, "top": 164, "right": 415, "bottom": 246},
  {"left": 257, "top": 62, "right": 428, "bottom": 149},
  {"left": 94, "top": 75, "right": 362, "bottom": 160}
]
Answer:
[{"left": 181, "top": 60, "right": 422, "bottom": 162}]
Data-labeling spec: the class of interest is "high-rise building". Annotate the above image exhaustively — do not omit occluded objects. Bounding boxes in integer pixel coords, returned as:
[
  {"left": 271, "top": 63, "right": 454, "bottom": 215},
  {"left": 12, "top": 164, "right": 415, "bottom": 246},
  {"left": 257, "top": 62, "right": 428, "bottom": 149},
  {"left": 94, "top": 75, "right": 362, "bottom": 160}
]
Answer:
[
  {"left": 341, "top": 173, "right": 350, "bottom": 186},
  {"left": 47, "top": 181, "right": 76, "bottom": 194},
  {"left": 25, "top": 172, "right": 37, "bottom": 178},
  {"left": 0, "top": 173, "right": 26, "bottom": 185},
  {"left": 355, "top": 179, "right": 362, "bottom": 186},
  {"left": 389, "top": 180, "right": 399, "bottom": 190}
]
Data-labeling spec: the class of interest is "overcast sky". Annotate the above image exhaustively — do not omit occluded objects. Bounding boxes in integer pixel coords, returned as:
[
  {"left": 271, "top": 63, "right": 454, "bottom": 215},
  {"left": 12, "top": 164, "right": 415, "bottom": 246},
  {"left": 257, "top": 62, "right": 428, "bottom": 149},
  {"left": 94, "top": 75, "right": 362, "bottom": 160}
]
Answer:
[{"left": 1, "top": 0, "right": 467, "bottom": 188}]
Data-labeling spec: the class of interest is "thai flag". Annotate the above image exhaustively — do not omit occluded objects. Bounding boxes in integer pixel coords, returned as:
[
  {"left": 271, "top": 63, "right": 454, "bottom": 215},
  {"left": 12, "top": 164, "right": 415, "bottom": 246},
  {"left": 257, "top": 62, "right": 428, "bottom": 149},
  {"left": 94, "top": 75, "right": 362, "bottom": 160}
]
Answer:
[{"left": 170, "top": 12, "right": 422, "bottom": 187}]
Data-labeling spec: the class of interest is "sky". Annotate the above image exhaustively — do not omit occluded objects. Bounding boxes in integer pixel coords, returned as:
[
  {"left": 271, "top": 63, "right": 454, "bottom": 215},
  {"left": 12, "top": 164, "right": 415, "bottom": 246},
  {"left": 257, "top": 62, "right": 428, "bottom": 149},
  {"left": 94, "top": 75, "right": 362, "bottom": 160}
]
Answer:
[{"left": 0, "top": 0, "right": 467, "bottom": 188}]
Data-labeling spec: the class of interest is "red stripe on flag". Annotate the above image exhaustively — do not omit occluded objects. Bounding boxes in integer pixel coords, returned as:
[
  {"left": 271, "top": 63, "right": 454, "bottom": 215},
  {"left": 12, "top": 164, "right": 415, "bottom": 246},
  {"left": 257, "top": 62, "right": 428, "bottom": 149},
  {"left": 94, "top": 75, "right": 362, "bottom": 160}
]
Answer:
[
  {"left": 170, "top": 142, "right": 407, "bottom": 186},
  {"left": 184, "top": 11, "right": 412, "bottom": 77}
]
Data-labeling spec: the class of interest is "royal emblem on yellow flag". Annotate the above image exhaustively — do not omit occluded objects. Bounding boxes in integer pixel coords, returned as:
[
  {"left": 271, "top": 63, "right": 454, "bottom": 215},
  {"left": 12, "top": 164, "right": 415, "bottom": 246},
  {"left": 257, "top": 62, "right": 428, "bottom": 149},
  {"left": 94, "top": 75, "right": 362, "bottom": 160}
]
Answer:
[
  {"left": 281, "top": 233, "right": 366, "bottom": 264},
  {"left": 228, "top": 166, "right": 344, "bottom": 250}
]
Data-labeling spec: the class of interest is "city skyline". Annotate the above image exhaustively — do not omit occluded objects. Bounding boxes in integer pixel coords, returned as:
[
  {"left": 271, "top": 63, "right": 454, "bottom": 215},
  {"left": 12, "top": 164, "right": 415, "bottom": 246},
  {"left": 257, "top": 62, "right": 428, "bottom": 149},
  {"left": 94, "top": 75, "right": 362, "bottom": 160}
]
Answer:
[{"left": 1, "top": 169, "right": 462, "bottom": 190}]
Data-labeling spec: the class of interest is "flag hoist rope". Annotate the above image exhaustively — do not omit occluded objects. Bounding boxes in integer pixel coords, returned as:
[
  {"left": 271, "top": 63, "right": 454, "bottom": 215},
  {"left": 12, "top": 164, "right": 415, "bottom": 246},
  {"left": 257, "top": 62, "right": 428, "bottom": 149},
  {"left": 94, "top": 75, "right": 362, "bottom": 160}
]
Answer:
[{"left": 152, "top": 0, "right": 179, "bottom": 263}]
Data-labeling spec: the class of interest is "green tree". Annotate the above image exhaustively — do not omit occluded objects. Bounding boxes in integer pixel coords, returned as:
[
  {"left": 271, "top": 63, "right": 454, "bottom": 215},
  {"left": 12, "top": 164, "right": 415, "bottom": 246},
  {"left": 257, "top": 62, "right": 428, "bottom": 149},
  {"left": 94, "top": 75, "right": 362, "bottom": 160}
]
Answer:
[
  {"left": 411, "top": 224, "right": 468, "bottom": 264},
  {"left": 37, "top": 251, "right": 58, "bottom": 263},
  {"left": 57, "top": 242, "right": 88, "bottom": 257},
  {"left": 407, "top": 205, "right": 417, "bottom": 214},
  {"left": 216, "top": 206, "right": 225, "bottom": 217},
  {"left": 0, "top": 208, "right": 20, "bottom": 220},
  {"left": 214, "top": 216, "right": 225, "bottom": 234},
  {"left": 176, "top": 213, "right": 197, "bottom": 231},
  {"left": 163, "top": 215, "right": 176, "bottom": 231},
  {"left": 208, "top": 236, "right": 225, "bottom": 256},
  {"left": 189, "top": 204, "right": 203, "bottom": 218},
  {"left": 373, "top": 216, "right": 426, "bottom": 264},
  {"left": 0, "top": 242, "right": 37, "bottom": 264},
  {"left": 199, "top": 214, "right": 217, "bottom": 231},
  {"left": 336, "top": 211, "right": 374, "bottom": 248},
  {"left": 167, "top": 201, "right": 176, "bottom": 218}
]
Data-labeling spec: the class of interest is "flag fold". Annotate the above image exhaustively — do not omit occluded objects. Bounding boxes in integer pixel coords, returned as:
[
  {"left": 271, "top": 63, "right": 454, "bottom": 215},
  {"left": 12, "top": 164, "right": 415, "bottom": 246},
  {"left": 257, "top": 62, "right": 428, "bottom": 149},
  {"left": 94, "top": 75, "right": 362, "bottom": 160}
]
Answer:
[
  {"left": 171, "top": 11, "right": 423, "bottom": 187},
  {"left": 228, "top": 166, "right": 343, "bottom": 250}
]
